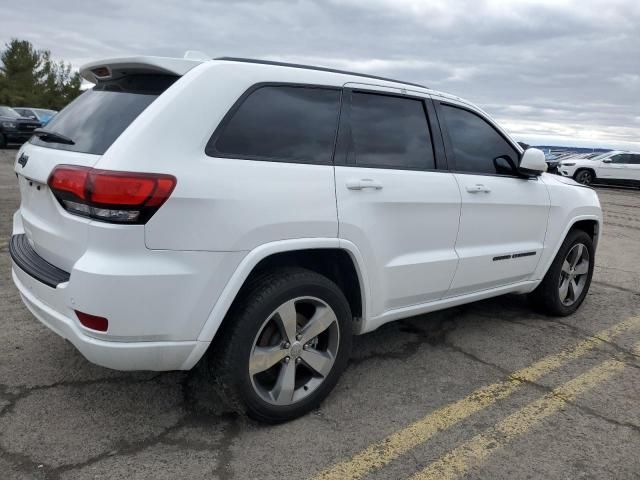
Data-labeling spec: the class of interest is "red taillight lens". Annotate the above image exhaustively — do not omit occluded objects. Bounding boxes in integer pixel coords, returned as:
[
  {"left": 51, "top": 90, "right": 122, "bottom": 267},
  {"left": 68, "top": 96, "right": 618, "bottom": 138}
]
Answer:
[
  {"left": 47, "top": 165, "right": 89, "bottom": 201},
  {"left": 89, "top": 173, "right": 158, "bottom": 205},
  {"left": 48, "top": 166, "right": 176, "bottom": 224},
  {"left": 75, "top": 310, "right": 109, "bottom": 332}
]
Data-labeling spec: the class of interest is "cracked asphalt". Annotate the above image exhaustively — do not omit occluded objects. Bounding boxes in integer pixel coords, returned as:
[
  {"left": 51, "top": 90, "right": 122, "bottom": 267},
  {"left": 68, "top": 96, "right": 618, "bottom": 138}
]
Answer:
[{"left": 1, "top": 147, "right": 639, "bottom": 479}]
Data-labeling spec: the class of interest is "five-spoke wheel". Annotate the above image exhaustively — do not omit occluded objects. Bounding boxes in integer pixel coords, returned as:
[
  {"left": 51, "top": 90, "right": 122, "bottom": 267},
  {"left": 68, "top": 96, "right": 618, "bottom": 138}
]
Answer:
[
  {"left": 529, "top": 229, "right": 594, "bottom": 316},
  {"left": 574, "top": 169, "right": 594, "bottom": 185},
  {"left": 558, "top": 243, "right": 590, "bottom": 306},
  {"left": 249, "top": 297, "right": 340, "bottom": 406},
  {"left": 206, "top": 268, "right": 352, "bottom": 423}
]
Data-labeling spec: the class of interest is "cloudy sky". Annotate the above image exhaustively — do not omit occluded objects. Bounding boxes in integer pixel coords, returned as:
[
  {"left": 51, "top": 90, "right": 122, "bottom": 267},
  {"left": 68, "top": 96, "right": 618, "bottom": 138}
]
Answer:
[{"left": 2, "top": 0, "right": 639, "bottom": 149}]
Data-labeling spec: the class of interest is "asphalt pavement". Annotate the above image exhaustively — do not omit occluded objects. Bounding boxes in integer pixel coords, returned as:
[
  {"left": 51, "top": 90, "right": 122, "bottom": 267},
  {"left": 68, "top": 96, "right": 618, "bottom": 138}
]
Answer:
[{"left": 1, "top": 147, "right": 639, "bottom": 479}]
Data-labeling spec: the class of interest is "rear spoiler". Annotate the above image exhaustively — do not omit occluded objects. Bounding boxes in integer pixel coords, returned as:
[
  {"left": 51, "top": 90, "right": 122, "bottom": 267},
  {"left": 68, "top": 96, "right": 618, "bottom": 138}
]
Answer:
[{"left": 80, "top": 54, "right": 207, "bottom": 83}]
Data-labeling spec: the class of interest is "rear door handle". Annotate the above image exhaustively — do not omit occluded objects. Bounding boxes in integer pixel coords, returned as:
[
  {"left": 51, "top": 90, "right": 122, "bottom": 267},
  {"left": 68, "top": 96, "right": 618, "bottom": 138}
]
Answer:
[
  {"left": 465, "top": 184, "right": 491, "bottom": 193},
  {"left": 346, "top": 179, "right": 384, "bottom": 190}
]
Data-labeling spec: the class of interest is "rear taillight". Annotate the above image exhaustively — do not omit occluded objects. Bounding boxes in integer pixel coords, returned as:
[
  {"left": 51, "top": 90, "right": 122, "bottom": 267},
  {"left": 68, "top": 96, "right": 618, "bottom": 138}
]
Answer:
[{"left": 48, "top": 165, "right": 176, "bottom": 224}]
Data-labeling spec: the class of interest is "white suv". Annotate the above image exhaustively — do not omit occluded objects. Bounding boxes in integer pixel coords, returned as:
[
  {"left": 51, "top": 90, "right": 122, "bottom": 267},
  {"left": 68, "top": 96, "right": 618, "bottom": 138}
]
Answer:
[
  {"left": 559, "top": 150, "right": 640, "bottom": 187},
  {"left": 9, "top": 55, "right": 602, "bottom": 422}
]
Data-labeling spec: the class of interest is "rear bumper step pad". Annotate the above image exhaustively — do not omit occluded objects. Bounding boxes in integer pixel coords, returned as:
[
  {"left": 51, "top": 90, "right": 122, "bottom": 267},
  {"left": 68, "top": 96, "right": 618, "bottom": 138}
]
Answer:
[{"left": 9, "top": 234, "right": 70, "bottom": 288}]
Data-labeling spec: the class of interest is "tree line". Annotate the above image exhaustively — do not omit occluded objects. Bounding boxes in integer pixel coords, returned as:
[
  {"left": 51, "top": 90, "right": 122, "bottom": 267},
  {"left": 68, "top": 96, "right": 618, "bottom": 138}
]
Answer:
[{"left": 0, "top": 39, "right": 82, "bottom": 110}]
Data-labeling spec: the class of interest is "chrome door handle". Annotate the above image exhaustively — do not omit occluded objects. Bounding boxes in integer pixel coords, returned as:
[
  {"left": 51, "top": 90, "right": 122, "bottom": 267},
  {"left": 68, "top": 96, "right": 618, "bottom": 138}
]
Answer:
[
  {"left": 465, "top": 184, "right": 491, "bottom": 193},
  {"left": 346, "top": 179, "right": 383, "bottom": 190}
]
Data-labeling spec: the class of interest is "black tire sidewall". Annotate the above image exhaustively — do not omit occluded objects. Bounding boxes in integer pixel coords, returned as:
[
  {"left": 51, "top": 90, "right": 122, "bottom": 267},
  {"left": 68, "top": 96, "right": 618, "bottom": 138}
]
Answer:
[
  {"left": 575, "top": 169, "right": 593, "bottom": 185},
  {"left": 544, "top": 230, "right": 595, "bottom": 315},
  {"left": 217, "top": 269, "right": 352, "bottom": 423}
]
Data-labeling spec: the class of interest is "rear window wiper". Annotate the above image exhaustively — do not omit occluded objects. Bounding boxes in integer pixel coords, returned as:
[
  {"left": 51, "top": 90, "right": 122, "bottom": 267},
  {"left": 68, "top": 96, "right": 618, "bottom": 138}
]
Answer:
[{"left": 33, "top": 128, "right": 75, "bottom": 145}]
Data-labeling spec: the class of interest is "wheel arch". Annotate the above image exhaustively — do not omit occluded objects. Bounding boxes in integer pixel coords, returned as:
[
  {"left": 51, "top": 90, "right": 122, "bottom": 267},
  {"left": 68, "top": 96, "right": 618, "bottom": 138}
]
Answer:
[
  {"left": 533, "top": 214, "right": 601, "bottom": 288},
  {"left": 182, "top": 238, "right": 370, "bottom": 369},
  {"left": 570, "top": 218, "right": 600, "bottom": 248},
  {"left": 573, "top": 167, "right": 597, "bottom": 182}
]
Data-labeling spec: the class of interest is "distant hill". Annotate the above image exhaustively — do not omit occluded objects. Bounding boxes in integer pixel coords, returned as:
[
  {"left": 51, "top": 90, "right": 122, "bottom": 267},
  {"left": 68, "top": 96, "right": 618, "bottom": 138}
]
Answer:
[{"left": 533, "top": 145, "right": 611, "bottom": 154}]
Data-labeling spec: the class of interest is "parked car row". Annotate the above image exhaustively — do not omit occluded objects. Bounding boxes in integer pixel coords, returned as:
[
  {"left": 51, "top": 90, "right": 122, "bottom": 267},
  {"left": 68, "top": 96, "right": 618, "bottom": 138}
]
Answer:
[
  {"left": 0, "top": 106, "right": 57, "bottom": 148},
  {"left": 544, "top": 151, "right": 603, "bottom": 173},
  {"left": 558, "top": 150, "right": 640, "bottom": 188}
]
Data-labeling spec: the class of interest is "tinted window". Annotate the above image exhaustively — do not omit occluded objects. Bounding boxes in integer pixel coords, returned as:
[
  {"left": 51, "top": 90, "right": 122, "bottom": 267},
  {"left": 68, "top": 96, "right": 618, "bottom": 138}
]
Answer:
[
  {"left": 440, "top": 104, "right": 518, "bottom": 175},
  {"left": 213, "top": 86, "right": 340, "bottom": 164},
  {"left": 30, "top": 74, "right": 177, "bottom": 155},
  {"left": 630, "top": 154, "right": 640, "bottom": 165},
  {"left": 610, "top": 154, "right": 630, "bottom": 164},
  {"left": 348, "top": 92, "right": 434, "bottom": 169}
]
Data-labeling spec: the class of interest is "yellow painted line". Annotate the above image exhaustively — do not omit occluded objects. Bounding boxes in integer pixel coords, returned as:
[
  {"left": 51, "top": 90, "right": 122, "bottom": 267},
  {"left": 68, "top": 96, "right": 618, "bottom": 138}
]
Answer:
[
  {"left": 312, "top": 316, "right": 640, "bottom": 480},
  {"left": 411, "top": 357, "right": 627, "bottom": 480}
]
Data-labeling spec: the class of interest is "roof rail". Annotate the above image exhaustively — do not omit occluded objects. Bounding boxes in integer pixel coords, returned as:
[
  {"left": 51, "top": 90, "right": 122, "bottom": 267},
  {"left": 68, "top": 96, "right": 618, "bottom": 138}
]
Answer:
[{"left": 214, "top": 57, "right": 429, "bottom": 90}]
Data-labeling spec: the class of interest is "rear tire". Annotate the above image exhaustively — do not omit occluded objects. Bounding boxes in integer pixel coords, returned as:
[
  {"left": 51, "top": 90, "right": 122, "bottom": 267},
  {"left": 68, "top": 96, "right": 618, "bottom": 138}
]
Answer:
[
  {"left": 574, "top": 169, "right": 594, "bottom": 185},
  {"left": 529, "top": 229, "right": 594, "bottom": 316},
  {"left": 205, "top": 267, "right": 352, "bottom": 423}
]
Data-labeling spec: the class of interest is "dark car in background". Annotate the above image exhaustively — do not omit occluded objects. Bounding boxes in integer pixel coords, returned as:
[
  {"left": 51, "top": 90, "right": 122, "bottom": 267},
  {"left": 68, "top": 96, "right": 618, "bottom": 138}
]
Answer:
[
  {"left": 13, "top": 107, "right": 58, "bottom": 125},
  {"left": 545, "top": 156, "right": 560, "bottom": 173},
  {"left": 0, "top": 106, "right": 42, "bottom": 148}
]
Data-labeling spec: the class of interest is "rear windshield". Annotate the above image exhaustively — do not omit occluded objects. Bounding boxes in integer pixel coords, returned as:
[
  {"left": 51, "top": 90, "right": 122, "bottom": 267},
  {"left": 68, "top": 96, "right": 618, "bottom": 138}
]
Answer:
[{"left": 30, "top": 74, "right": 178, "bottom": 155}]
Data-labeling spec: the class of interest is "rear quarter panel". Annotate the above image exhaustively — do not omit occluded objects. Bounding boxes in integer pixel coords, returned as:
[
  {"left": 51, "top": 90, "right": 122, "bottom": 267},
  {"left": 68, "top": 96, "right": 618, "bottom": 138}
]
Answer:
[{"left": 97, "top": 62, "right": 344, "bottom": 252}]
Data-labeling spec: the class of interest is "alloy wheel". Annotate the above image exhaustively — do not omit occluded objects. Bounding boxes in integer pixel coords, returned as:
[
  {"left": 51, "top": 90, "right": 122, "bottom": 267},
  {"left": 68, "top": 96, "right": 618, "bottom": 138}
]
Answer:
[
  {"left": 249, "top": 296, "right": 340, "bottom": 406},
  {"left": 558, "top": 243, "right": 590, "bottom": 306},
  {"left": 576, "top": 170, "right": 593, "bottom": 185}
]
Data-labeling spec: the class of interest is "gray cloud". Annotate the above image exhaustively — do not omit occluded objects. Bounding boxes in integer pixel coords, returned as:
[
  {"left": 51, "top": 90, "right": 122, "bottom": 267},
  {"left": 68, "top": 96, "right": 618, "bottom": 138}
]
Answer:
[{"left": 2, "top": 0, "right": 639, "bottom": 148}]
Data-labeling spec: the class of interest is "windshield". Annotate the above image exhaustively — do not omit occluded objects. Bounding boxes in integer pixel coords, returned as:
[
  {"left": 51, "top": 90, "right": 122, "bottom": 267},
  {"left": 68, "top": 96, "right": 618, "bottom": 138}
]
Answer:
[
  {"left": 588, "top": 152, "right": 612, "bottom": 161},
  {"left": 0, "top": 106, "right": 21, "bottom": 118},
  {"left": 33, "top": 108, "right": 56, "bottom": 120},
  {"left": 30, "top": 74, "right": 178, "bottom": 155}
]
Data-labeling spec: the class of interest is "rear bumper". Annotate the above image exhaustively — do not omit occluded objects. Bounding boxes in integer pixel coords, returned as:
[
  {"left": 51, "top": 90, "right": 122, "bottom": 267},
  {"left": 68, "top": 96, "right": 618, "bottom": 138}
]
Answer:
[
  {"left": 11, "top": 265, "right": 204, "bottom": 371},
  {"left": 10, "top": 208, "right": 245, "bottom": 371},
  {"left": 9, "top": 234, "right": 70, "bottom": 288}
]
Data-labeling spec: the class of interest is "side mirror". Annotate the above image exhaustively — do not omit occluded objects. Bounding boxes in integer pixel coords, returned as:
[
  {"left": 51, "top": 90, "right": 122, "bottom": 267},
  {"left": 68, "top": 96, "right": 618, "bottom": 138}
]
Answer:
[
  {"left": 602, "top": 158, "right": 612, "bottom": 163},
  {"left": 518, "top": 148, "right": 547, "bottom": 175}
]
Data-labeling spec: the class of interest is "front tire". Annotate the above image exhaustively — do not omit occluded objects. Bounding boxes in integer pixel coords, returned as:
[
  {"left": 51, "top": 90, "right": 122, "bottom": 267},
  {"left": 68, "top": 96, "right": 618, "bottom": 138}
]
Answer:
[
  {"left": 206, "top": 268, "right": 352, "bottom": 423},
  {"left": 0, "top": 133, "right": 6, "bottom": 149},
  {"left": 574, "top": 169, "right": 594, "bottom": 185},
  {"left": 529, "top": 229, "right": 594, "bottom": 316}
]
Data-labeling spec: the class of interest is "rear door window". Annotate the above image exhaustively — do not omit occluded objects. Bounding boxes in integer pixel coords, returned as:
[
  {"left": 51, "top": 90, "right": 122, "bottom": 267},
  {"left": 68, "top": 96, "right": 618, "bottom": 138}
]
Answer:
[
  {"left": 30, "top": 74, "right": 177, "bottom": 155},
  {"left": 347, "top": 91, "right": 435, "bottom": 170},
  {"left": 210, "top": 85, "right": 341, "bottom": 164}
]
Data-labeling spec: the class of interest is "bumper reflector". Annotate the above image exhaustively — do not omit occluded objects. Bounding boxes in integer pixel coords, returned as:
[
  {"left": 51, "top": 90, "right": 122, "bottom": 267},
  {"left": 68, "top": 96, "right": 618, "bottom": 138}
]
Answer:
[{"left": 75, "top": 310, "right": 109, "bottom": 332}]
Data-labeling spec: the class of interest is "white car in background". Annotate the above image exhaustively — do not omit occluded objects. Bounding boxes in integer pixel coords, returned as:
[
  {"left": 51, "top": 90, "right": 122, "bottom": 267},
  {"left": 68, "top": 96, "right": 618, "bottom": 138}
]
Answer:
[
  {"left": 559, "top": 151, "right": 640, "bottom": 187},
  {"left": 9, "top": 55, "right": 602, "bottom": 422}
]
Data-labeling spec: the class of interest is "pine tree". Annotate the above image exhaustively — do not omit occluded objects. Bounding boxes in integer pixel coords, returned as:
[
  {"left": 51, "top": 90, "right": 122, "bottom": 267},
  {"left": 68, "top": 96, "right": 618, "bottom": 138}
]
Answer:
[{"left": 0, "top": 39, "right": 82, "bottom": 110}]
